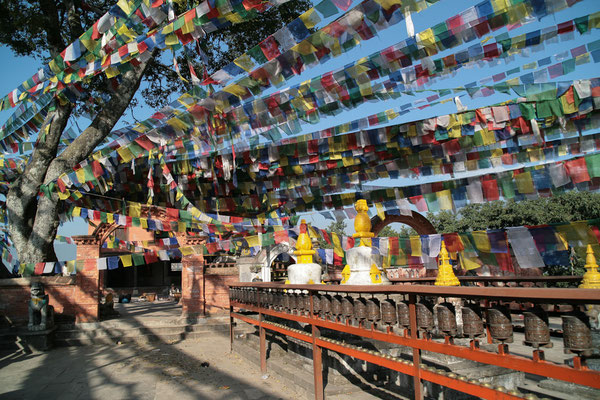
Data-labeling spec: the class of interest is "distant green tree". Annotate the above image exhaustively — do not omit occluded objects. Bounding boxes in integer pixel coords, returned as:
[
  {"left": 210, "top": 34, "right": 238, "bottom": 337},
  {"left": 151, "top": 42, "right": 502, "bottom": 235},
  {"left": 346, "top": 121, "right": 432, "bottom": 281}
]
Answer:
[
  {"left": 317, "top": 220, "right": 347, "bottom": 249},
  {"left": 425, "top": 191, "right": 600, "bottom": 282},
  {"left": 428, "top": 192, "right": 600, "bottom": 233},
  {"left": 378, "top": 225, "right": 403, "bottom": 237}
]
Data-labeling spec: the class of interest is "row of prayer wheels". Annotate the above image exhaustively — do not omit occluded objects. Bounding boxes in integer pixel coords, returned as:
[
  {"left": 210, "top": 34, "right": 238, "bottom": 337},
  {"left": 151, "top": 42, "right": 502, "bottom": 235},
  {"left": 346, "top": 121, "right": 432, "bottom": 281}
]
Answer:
[{"left": 230, "top": 288, "right": 594, "bottom": 356}]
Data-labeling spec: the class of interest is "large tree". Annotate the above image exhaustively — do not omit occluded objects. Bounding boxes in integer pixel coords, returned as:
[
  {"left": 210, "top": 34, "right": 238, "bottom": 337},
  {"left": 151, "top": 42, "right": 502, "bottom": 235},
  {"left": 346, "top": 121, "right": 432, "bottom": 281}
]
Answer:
[{"left": 0, "top": 0, "right": 310, "bottom": 264}]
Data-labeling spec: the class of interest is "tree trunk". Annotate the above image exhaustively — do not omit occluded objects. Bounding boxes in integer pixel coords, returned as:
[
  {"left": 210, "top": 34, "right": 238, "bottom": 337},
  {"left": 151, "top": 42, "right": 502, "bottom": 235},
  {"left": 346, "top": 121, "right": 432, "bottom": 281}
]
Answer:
[{"left": 7, "top": 53, "right": 154, "bottom": 265}]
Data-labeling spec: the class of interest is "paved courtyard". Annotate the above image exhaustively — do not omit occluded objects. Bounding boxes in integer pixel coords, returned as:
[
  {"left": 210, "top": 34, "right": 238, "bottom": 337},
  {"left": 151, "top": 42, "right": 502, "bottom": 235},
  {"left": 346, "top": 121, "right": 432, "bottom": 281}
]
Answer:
[{"left": 0, "top": 333, "right": 301, "bottom": 400}]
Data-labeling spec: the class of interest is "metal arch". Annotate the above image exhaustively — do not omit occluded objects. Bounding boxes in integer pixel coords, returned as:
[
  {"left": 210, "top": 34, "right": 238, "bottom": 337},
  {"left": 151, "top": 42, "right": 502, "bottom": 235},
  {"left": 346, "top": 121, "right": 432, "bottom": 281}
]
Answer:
[{"left": 371, "top": 211, "right": 437, "bottom": 236}]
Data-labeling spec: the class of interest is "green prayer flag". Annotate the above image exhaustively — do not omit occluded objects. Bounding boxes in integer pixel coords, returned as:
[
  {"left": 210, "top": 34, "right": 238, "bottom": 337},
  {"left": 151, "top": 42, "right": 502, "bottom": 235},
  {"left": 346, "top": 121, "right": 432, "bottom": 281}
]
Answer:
[
  {"left": 132, "top": 253, "right": 145, "bottom": 266},
  {"left": 575, "top": 15, "right": 590, "bottom": 34},
  {"left": 586, "top": 154, "right": 600, "bottom": 178}
]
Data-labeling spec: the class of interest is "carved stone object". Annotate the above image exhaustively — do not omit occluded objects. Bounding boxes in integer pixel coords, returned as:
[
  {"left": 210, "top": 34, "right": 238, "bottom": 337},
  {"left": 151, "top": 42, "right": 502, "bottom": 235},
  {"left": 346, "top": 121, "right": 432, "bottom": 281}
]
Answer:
[{"left": 28, "top": 282, "right": 54, "bottom": 332}]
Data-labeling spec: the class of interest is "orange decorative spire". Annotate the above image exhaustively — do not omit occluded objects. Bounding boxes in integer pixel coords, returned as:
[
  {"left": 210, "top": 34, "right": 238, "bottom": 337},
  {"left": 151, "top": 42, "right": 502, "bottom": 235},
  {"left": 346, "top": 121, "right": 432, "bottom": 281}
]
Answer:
[{"left": 294, "top": 219, "right": 315, "bottom": 264}]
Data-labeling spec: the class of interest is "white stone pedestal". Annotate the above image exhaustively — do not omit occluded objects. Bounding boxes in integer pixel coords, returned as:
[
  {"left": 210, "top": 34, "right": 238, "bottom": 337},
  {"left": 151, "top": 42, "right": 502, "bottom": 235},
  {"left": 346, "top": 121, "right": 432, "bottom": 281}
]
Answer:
[
  {"left": 343, "top": 246, "right": 389, "bottom": 285},
  {"left": 287, "top": 263, "right": 322, "bottom": 284}
]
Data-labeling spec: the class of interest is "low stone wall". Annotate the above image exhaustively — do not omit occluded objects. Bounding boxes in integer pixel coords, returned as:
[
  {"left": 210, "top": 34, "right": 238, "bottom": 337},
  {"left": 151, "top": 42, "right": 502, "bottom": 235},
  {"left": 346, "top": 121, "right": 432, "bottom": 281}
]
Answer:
[{"left": 0, "top": 276, "right": 77, "bottom": 326}]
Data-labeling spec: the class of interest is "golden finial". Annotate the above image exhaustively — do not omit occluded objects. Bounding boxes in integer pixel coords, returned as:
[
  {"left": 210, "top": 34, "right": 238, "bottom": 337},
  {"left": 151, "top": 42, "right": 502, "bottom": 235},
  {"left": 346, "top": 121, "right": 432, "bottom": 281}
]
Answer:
[
  {"left": 352, "top": 199, "right": 374, "bottom": 247},
  {"left": 294, "top": 219, "right": 315, "bottom": 264},
  {"left": 435, "top": 241, "right": 460, "bottom": 286},
  {"left": 580, "top": 244, "right": 600, "bottom": 289}
]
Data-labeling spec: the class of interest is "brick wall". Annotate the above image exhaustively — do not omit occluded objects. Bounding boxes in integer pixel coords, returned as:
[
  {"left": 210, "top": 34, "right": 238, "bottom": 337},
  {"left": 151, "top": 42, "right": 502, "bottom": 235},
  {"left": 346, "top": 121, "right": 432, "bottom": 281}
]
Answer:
[
  {"left": 0, "top": 276, "right": 77, "bottom": 326},
  {"left": 204, "top": 273, "right": 238, "bottom": 314}
]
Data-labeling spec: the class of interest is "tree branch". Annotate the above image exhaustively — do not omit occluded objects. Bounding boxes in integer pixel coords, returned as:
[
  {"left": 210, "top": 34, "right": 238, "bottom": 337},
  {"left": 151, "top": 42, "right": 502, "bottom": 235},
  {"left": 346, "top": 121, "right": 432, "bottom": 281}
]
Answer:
[{"left": 44, "top": 51, "right": 156, "bottom": 184}]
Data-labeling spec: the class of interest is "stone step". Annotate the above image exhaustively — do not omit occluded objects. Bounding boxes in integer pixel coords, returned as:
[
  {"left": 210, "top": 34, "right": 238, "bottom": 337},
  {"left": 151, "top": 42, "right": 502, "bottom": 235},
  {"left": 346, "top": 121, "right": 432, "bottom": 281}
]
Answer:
[
  {"left": 55, "top": 330, "right": 229, "bottom": 347},
  {"left": 56, "top": 315, "right": 231, "bottom": 331},
  {"left": 54, "top": 323, "right": 230, "bottom": 340}
]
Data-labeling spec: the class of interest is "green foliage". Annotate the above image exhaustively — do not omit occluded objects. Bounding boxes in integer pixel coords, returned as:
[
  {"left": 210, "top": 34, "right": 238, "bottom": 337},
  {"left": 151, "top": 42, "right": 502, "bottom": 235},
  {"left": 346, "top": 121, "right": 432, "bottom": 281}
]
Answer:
[
  {"left": 316, "top": 220, "right": 346, "bottom": 249},
  {"left": 0, "top": 0, "right": 312, "bottom": 111},
  {"left": 377, "top": 225, "right": 402, "bottom": 238},
  {"left": 142, "top": 0, "right": 312, "bottom": 109},
  {"left": 428, "top": 192, "right": 600, "bottom": 233}
]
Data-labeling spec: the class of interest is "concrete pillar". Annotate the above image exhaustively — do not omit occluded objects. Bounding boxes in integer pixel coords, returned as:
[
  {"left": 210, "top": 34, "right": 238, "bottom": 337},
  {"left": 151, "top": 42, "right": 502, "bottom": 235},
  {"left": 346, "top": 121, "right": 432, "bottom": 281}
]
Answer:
[
  {"left": 181, "top": 236, "right": 206, "bottom": 320},
  {"left": 72, "top": 235, "right": 101, "bottom": 323}
]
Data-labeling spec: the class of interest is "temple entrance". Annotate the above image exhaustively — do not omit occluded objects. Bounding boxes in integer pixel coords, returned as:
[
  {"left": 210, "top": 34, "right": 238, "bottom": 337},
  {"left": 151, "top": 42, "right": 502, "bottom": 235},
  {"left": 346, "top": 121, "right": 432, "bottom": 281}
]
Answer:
[
  {"left": 372, "top": 211, "right": 438, "bottom": 279},
  {"left": 371, "top": 211, "right": 437, "bottom": 236}
]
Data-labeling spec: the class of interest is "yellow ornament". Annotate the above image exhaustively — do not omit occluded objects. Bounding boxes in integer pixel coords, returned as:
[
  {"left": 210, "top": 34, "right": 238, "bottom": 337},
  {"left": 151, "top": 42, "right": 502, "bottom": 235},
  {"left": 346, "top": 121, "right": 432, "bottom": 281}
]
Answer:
[
  {"left": 294, "top": 219, "right": 316, "bottom": 264},
  {"left": 580, "top": 244, "right": 600, "bottom": 289},
  {"left": 352, "top": 199, "right": 374, "bottom": 247},
  {"left": 341, "top": 265, "right": 351, "bottom": 284},
  {"left": 370, "top": 264, "right": 382, "bottom": 284},
  {"left": 434, "top": 241, "right": 460, "bottom": 286}
]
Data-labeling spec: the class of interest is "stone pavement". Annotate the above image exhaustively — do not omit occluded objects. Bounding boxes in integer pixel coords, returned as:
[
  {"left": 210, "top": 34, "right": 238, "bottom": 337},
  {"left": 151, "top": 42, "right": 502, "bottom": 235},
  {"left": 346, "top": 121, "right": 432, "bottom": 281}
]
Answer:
[{"left": 0, "top": 333, "right": 302, "bottom": 400}]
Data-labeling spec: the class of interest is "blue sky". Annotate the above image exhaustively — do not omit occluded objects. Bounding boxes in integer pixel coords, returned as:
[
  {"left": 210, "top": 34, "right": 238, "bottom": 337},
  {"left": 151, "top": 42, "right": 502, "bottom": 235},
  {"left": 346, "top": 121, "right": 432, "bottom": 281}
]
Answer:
[{"left": 1, "top": 0, "right": 599, "bottom": 258}]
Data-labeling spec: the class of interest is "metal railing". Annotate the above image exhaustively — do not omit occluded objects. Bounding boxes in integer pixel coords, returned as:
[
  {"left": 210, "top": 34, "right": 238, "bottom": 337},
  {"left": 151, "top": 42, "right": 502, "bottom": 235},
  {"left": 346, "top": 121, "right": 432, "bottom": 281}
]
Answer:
[{"left": 228, "top": 282, "right": 600, "bottom": 400}]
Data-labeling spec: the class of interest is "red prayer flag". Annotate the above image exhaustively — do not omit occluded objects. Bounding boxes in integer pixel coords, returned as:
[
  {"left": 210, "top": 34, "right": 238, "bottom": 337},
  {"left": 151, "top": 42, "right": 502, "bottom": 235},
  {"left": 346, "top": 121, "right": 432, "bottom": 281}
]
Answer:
[
  {"left": 565, "top": 158, "right": 591, "bottom": 183},
  {"left": 482, "top": 179, "right": 500, "bottom": 201},
  {"left": 34, "top": 263, "right": 45, "bottom": 275},
  {"left": 259, "top": 37, "right": 280, "bottom": 61}
]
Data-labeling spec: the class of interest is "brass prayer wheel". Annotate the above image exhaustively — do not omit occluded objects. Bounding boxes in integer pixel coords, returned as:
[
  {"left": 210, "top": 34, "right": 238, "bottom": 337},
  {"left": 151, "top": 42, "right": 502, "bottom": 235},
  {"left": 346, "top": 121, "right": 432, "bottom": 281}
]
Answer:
[
  {"left": 283, "top": 292, "right": 291, "bottom": 311},
  {"left": 304, "top": 294, "right": 312, "bottom": 314},
  {"left": 312, "top": 295, "right": 321, "bottom": 314},
  {"left": 288, "top": 293, "right": 298, "bottom": 312},
  {"left": 266, "top": 291, "right": 274, "bottom": 308},
  {"left": 320, "top": 294, "right": 332, "bottom": 317},
  {"left": 416, "top": 301, "right": 434, "bottom": 333},
  {"left": 562, "top": 313, "right": 593, "bottom": 355},
  {"left": 274, "top": 292, "right": 283, "bottom": 310},
  {"left": 462, "top": 305, "right": 485, "bottom": 338},
  {"left": 487, "top": 306, "right": 513, "bottom": 343},
  {"left": 366, "top": 298, "right": 381, "bottom": 322},
  {"left": 397, "top": 301, "right": 411, "bottom": 328},
  {"left": 342, "top": 296, "right": 354, "bottom": 320},
  {"left": 331, "top": 295, "right": 343, "bottom": 317},
  {"left": 523, "top": 307, "right": 551, "bottom": 348},
  {"left": 381, "top": 299, "right": 397, "bottom": 326},
  {"left": 354, "top": 297, "right": 368, "bottom": 321},
  {"left": 436, "top": 302, "right": 458, "bottom": 336}
]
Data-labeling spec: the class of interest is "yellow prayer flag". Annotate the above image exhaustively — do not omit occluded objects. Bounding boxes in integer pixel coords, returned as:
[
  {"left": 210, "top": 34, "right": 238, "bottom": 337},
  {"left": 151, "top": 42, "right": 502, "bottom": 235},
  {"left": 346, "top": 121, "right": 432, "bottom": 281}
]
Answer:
[
  {"left": 120, "top": 255, "right": 132, "bottom": 267},
  {"left": 180, "top": 246, "right": 193, "bottom": 256},
  {"left": 472, "top": 231, "right": 491, "bottom": 252},
  {"left": 374, "top": 0, "right": 401, "bottom": 10},
  {"left": 437, "top": 190, "right": 453, "bottom": 210},
  {"left": 246, "top": 235, "right": 260, "bottom": 248},
  {"left": 515, "top": 171, "right": 535, "bottom": 194},
  {"left": 299, "top": 9, "right": 320, "bottom": 29},
  {"left": 234, "top": 54, "right": 255, "bottom": 72},
  {"left": 129, "top": 202, "right": 141, "bottom": 218},
  {"left": 117, "top": 147, "right": 134, "bottom": 163},
  {"left": 75, "top": 168, "right": 86, "bottom": 184},
  {"left": 223, "top": 84, "right": 248, "bottom": 98},
  {"left": 72, "top": 207, "right": 81, "bottom": 217},
  {"left": 460, "top": 252, "right": 482, "bottom": 271},
  {"left": 418, "top": 28, "right": 438, "bottom": 55},
  {"left": 331, "top": 232, "right": 344, "bottom": 257},
  {"left": 223, "top": 12, "right": 244, "bottom": 23},
  {"left": 58, "top": 190, "right": 71, "bottom": 201},
  {"left": 375, "top": 203, "right": 385, "bottom": 221},
  {"left": 410, "top": 236, "right": 422, "bottom": 257}
]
